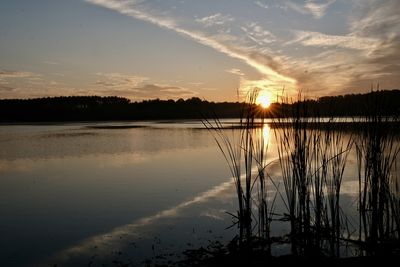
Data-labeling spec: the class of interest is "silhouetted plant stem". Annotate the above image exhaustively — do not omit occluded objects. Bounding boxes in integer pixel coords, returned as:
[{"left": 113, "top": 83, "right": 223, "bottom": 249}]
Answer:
[
  {"left": 356, "top": 89, "right": 400, "bottom": 255},
  {"left": 203, "top": 89, "right": 275, "bottom": 250}
]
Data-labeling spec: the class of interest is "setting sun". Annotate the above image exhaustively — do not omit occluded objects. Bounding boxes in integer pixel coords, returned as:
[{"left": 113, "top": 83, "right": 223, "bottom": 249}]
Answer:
[{"left": 256, "top": 92, "right": 272, "bottom": 109}]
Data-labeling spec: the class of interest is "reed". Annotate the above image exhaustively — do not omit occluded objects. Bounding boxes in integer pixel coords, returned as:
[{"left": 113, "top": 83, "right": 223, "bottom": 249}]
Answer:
[
  {"left": 355, "top": 91, "right": 400, "bottom": 255},
  {"left": 272, "top": 96, "right": 317, "bottom": 255},
  {"left": 203, "top": 89, "right": 275, "bottom": 249},
  {"left": 271, "top": 95, "right": 354, "bottom": 257},
  {"left": 204, "top": 88, "right": 399, "bottom": 258},
  {"left": 324, "top": 121, "right": 353, "bottom": 257},
  {"left": 252, "top": 107, "right": 277, "bottom": 255}
]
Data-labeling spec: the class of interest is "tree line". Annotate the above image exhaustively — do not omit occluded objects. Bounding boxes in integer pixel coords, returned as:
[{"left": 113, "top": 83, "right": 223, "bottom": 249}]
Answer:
[{"left": 0, "top": 89, "right": 399, "bottom": 122}]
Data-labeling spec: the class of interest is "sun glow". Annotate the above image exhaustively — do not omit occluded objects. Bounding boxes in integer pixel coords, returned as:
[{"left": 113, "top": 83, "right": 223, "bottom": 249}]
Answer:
[
  {"left": 262, "top": 124, "right": 270, "bottom": 145},
  {"left": 256, "top": 91, "right": 272, "bottom": 109}
]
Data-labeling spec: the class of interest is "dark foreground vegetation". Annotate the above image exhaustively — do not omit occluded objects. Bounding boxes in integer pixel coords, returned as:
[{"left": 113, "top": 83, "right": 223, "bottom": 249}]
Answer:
[
  {"left": 197, "top": 89, "right": 400, "bottom": 267},
  {"left": 0, "top": 89, "right": 399, "bottom": 122}
]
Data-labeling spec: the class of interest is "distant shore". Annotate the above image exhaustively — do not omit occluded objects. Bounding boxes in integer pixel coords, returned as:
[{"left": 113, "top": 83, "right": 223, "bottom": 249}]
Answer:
[{"left": 1, "top": 90, "right": 399, "bottom": 122}]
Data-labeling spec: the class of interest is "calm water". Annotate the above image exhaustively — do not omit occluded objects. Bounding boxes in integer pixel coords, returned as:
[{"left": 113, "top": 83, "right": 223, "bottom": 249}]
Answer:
[
  {"left": 0, "top": 121, "right": 242, "bottom": 266},
  {"left": 0, "top": 120, "right": 388, "bottom": 266}
]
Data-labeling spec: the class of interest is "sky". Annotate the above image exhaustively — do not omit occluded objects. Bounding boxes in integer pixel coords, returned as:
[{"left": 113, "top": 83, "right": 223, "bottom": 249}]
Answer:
[{"left": 0, "top": 0, "right": 399, "bottom": 102}]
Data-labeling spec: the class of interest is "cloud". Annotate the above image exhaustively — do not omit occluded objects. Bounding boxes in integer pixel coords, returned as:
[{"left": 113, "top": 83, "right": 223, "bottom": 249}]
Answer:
[
  {"left": 304, "top": 0, "right": 336, "bottom": 19},
  {"left": 0, "top": 70, "right": 80, "bottom": 99},
  {"left": 187, "top": 82, "right": 203, "bottom": 87},
  {"left": 283, "top": 1, "right": 307, "bottom": 14},
  {"left": 280, "top": 0, "right": 400, "bottom": 95},
  {"left": 241, "top": 22, "right": 276, "bottom": 45},
  {"left": 336, "top": 0, "right": 400, "bottom": 91},
  {"left": 83, "top": 0, "right": 399, "bottom": 99},
  {"left": 0, "top": 84, "right": 14, "bottom": 91},
  {"left": 0, "top": 70, "right": 37, "bottom": 79},
  {"left": 288, "top": 30, "right": 381, "bottom": 52},
  {"left": 196, "top": 13, "right": 234, "bottom": 27},
  {"left": 0, "top": 69, "right": 196, "bottom": 100},
  {"left": 0, "top": 70, "right": 42, "bottom": 95},
  {"left": 93, "top": 72, "right": 196, "bottom": 99},
  {"left": 255, "top": 1, "right": 268, "bottom": 9},
  {"left": 226, "top": 68, "right": 244, "bottom": 76},
  {"left": 85, "top": 0, "right": 296, "bottom": 95},
  {"left": 95, "top": 72, "right": 148, "bottom": 88},
  {"left": 239, "top": 77, "right": 286, "bottom": 99},
  {"left": 350, "top": 0, "right": 400, "bottom": 38},
  {"left": 284, "top": 0, "right": 336, "bottom": 19},
  {"left": 131, "top": 84, "right": 196, "bottom": 99}
]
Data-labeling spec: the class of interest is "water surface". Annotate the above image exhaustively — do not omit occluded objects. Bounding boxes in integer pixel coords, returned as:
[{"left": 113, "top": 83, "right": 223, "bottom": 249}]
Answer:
[
  {"left": 0, "top": 121, "right": 241, "bottom": 266},
  {"left": 0, "top": 120, "right": 394, "bottom": 266}
]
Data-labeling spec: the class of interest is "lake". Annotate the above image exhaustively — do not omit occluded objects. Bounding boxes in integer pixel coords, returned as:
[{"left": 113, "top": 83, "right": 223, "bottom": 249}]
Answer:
[
  {"left": 0, "top": 121, "right": 245, "bottom": 266},
  {"left": 0, "top": 120, "right": 397, "bottom": 266}
]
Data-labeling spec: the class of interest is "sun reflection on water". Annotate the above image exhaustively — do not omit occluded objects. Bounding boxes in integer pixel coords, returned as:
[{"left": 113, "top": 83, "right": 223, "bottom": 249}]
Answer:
[{"left": 263, "top": 124, "right": 270, "bottom": 146}]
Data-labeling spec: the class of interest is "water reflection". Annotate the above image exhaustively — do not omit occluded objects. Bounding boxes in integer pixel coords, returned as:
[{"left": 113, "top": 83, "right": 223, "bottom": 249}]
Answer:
[
  {"left": 263, "top": 124, "right": 270, "bottom": 146},
  {"left": 52, "top": 180, "right": 236, "bottom": 266},
  {"left": 0, "top": 121, "right": 399, "bottom": 265},
  {"left": 0, "top": 122, "right": 233, "bottom": 266},
  {"left": 0, "top": 123, "right": 215, "bottom": 160}
]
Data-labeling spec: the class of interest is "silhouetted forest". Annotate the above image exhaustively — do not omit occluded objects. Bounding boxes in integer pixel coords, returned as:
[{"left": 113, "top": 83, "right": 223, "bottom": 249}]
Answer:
[
  {"left": 268, "top": 89, "right": 400, "bottom": 118},
  {"left": 0, "top": 96, "right": 242, "bottom": 122},
  {"left": 0, "top": 90, "right": 399, "bottom": 122}
]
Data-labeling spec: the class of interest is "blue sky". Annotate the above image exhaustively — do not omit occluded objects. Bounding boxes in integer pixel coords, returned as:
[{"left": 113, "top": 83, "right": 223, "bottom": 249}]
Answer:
[{"left": 0, "top": 0, "right": 399, "bottom": 101}]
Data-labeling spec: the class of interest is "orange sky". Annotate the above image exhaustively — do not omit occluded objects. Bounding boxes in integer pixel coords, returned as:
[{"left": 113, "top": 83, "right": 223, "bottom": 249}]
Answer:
[{"left": 1, "top": 0, "right": 399, "bottom": 102}]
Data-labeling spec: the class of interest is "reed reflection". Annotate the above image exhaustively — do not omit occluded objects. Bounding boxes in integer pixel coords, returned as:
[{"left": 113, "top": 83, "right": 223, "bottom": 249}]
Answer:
[{"left": 207, "top": 89, "right": 400, "bottom": 258}]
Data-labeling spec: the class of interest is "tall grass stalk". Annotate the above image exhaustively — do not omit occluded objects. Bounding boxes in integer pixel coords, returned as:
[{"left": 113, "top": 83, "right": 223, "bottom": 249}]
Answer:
[
  {"left": 205, "top": 88, "right": 398, "bottom": 257},
  {"left": 325, "top": 123, "right": 353, "bottom": 257},
  {"left": 203, "top": 89, "right": 275, "bottom": 249},
  {"left": 253, "top": 109, "right": 277, "bottom": 255},
  {"left": 272, "top": 96, "right": 316, "bottom": 255},
  {"left": 272, "top": 95, "right": 353, "bottom": 256},
  {"left": 356, "top": 91, "right": 400, "bottom": 255}
]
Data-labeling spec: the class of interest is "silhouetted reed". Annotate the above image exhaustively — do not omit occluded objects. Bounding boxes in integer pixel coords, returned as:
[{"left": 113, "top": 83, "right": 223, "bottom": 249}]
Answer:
[
  {"left": 271, "top": 94, "right": 354, "bottom": 257},
  {"left": 204, "top": 88, "right": 399, "bottom": 258},
  {"left": 203, "top": 89, "right": 275, "bottom": 252},
  {"left": 324, "top": 123, "right": 353, "bottom": 257},
  {"left": 355, "top": 91, "right": 400, "bottom": 255}
]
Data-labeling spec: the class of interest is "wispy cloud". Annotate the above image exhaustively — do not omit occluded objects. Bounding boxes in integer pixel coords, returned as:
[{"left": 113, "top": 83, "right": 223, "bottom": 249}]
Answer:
[
  {"left": 0, "top": 70, "right": 82, "bottom": 99},
  {"left": 241, "top": 22, "right": 276, "bottom": 45},
  {"left": 94, "top": 72, "right": 196, "bottom": 99},
  {"left": 282, "top": 1, "right": 305, "bottom": 14},
  {"left": 0, "top": 70, "right": 41, "bottom": 94},
  {"left": 255, "top": 1, "right": 268, "bottom": 9},
  {"left": 0, "top": 84, "right": 13, "bottom": 91},
  {"left": 226, "top": 68, "right": 244, "bottom": 76},
  {"left": 85, "top": 0, "right": 296, "bottom": 96},
  {"left": 275, "top": 0, "right": 400, "bottom": 95},
  {"left": 344, "top": 0, "right": 400, "bottom": 90},
  {"left": 284, "top": 0, "right": 336, "bottom": 19},
  {"left": 130, "top": 84, "right": 196, "bottom": 99},
  {"left": 304, "top": 0, "right": 336, "bottom": 19},
  {"left": 350, "top": 0, "right": 400, "bottom": 38},
  {"left": 196, "top": 13, "right": 234, "bottom": 27},
  {"left": 81, "top": 0, "right": 399, "bottom": 99},
  {"left": 187, "top": 82, "right": 203, "bottom": 87},
  {"left": 288, "top": 30, "right": 381, "bottom": 52},
  {"left": 95, "top": 72, "right": 148, "bottom": 88},
  {"left": 0, "top": 70, "right": 37, "bottom": 79}
]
